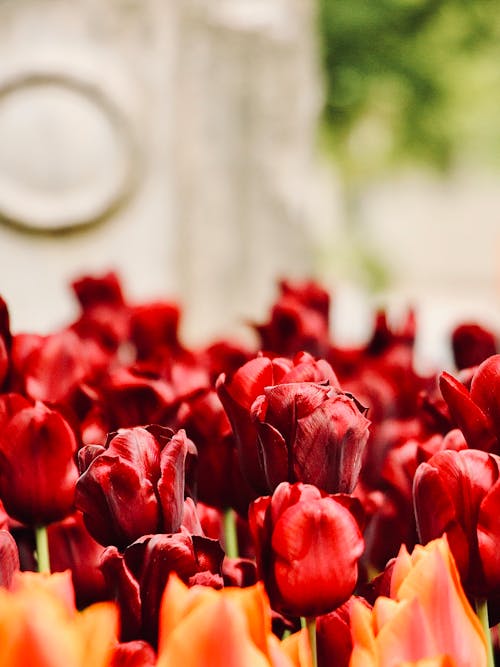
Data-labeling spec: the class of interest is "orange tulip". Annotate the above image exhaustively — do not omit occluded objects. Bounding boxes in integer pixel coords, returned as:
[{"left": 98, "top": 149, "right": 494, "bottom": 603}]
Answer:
[
  {"left": 349, "top": 537, "right": 487, "bottom": 667},
  {"left": 157, "top": 574, "right": 309, "bottom": 667},
  {"left": 0, "top": 570, "right": 118, "bottom": 667}
]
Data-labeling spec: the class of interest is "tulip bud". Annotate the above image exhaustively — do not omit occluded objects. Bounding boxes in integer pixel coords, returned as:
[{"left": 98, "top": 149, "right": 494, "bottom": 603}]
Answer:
[
  {"left": 252, "top": 382, "right": 370, "bottom": 494},
  {"left": 217, "top": 352, "right": 368, "bottom": 496},
  {"left": 0, "top": 402, "right": 78, "bottom": 525},
  {"left": 101, "top": 531, "right": 224, "bottom": 645},
  {"left": 76, "top": 426, "right": 197, "bottom": 549},
  {"left": 413, "top": 448, "right": 500, "bottom": 598},
  {"left": 249, "top": 482, "right": 364, "bottom": 617}
]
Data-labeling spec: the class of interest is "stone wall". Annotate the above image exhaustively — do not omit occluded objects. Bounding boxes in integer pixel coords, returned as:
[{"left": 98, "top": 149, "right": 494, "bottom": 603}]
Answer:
[{"left": 0, "top": 0, "right": 322, "bottom": 343}]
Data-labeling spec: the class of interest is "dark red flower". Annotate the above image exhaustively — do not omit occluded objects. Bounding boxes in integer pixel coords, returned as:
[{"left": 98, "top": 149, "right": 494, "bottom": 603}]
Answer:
[
  {"left": 0, "top": 297, "right": 11, "bottom": 391},
  {"left": 221, "top": 557, "right": 257, "bottom": 587},
  {"left": 70, "top": 271, "right": 130, "bottom": 352},
  {"left": 366, "top": 309, "right": 416, "bottom": 356},
  {"left": 47, "top": 511, "right": 109, "bottom": 607},
  {"left": 197, "top": 340, "right": 254, "bottom": 384},
  {"left": 439, "top": 355, "right": 500, "bottom": 454},
  {"left": 317, "top": 597, "right": 371, "bottom": 667},
  {"left": 10, "top": 329, "right": 109, "bottom": 406},
  {"left": 452, "top": 323, "right": 497, "bottom": 370},
  {"left": 413, "top": 448, "right": 500, "bottom": 598},
  {"left": 252, "top": 381, "right": 370, "bottom": 494},
  {"left": 0, "top": 530, "right": 19, "bottom": 588},
  {"left": 72, "top": 271, "right": 126, "bottom": 310},
  {"left": 217, "top": 354, "right": 296, "bottom": 494},
  {"left": 249, "top": 482, "right": 364, "bottom": 617},
  {"left": 217, "top": 351, "right": 364, "bottom": 496},
  {"left": 0, "top": 402, "right": 78, "bottom": 525},
  {"left": 129, "top": 301, "right": 182, "bottom": 362},
  {"left": 254, "top": 279, "right": 331, "bottom": 357},
  {"left": 76, "top": 426, "right": 197, "bottom": 549},
  {"left": 90, "top": 368, "right": 179, "bottom": 432},
  {"left": 176, "top": 389, "right": 255, "bottom": 512},
  {"left": 109, "top": 642, "right": 156, "bottom": 667},
  {"left": 100, "top": 531, "right": 224, "bottom": 645},
  {"left": 358, "top": 427, "right": 467, "bottom": 571},
  {"left": 0, "top": 393, "right": 32, "bottom": 429}
]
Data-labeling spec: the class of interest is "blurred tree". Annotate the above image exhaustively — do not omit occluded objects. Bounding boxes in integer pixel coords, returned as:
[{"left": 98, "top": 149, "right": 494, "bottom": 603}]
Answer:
[
  {"left": 319, "top": 0, "right": 500, "bottom": 176},
  {"left": 316, "top": 0, "right": 500, "bottom": 286}
]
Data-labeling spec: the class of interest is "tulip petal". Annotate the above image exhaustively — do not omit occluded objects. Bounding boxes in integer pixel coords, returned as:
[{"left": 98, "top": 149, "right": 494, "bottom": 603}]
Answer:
[
  {"left": 158, "top": 595, "right": 271, "bottom": 667},
  {"left": 0, "top": 403, "right": 78, "bottom": 525},
  {"left": 439, "top": 372, "right": 495, "bottom": 451},
  {"left": 77, "top": 455, "right": 160, "bottom": 548},
  {"left": 158, "top": 430, "right": 197, "bottom": 533},
  {"left": 477, "top": 475, "right": 500, "bottom": 589},
  {"left": 110, "top": 641, "right": 157, "bottom": 667},
  {"left": 0, "top": 530, "right": 19, "bottom": 589},
  {"left": 293, "top": 395, "right": 369, "bottom": 493},
  {"left": 271, "top": 497, "right": 363, "bottom": 616}
]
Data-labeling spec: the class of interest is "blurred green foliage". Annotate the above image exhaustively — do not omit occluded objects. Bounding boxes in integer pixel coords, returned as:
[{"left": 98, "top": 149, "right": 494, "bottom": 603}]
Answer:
[{"left": 318, "top": 0, "right": 500, "bottom": 177}]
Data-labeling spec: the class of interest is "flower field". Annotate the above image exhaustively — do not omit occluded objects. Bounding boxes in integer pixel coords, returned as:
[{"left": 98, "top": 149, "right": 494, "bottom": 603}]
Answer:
[{"left": 0, "top": 273, "right": 498, "bottom": 666}]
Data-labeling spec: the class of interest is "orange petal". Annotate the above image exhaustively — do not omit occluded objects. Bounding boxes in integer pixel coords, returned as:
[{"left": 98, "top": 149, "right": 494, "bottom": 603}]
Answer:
[
  {"left": 349, "top": 597, "right": 378, "bottom": 667},
  {"left": 224, "top": 582, "right": 272, "bottom": 658},
  {"left": 10, "top": 569, "right": 76, "bottom": 614},
  {"left": 394, "top": 538, "right": 486, "bottom": 666},
  {"left": 399, "top": 658, "right": 457, "bottom": 667},
  {"left": 0, "top": 571, "right": 118, "bottom": 667},
  {"left": 157, "top": 595, "right": 271, "bottom": 667},
  {"left": 280, "top": 629, "right": 312, "bottom": 667},
  {"left": 74, "top": 602, "right": 119, "bottom": 667},
  {"left": 158, "top": 573, "right": 220, "bottom": 651}
]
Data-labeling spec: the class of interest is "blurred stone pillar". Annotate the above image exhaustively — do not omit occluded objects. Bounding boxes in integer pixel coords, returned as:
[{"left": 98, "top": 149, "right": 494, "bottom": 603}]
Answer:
[
  {"left": 172, "top": 0, "right": 322, "bottom": 342},
  {"left": 0, "top": 0, "right": 177, "bottom": 332}
]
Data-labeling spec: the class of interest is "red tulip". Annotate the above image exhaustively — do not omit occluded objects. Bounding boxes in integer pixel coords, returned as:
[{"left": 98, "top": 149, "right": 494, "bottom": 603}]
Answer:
[
  {"left": 452, "top": 323, "right": 497, "bottom": 370},
  {"left": 218, "top": 354, "right": 307, "bottom": 493},
  {"left": 413, "top": 448, "right": 500, "bottom": 598},
  {"left": 249, "top": 482, "right": 364, "bottom": 617},
  {"left": 252, "top": 381, "right": 370, "bottom": 494},
  {"left": 76, "top": 426, "right": 197, "bottom": 549},
  {"left": 197, "top": 339, "right": 253, "bottom": 384},
  {"left": 88, "top": 367, "right": 179, "bottom": 432},
  {"left": 10, "top": 329, "right": 109, "bottom": 405},
  {"left": 254, "top": 279, "right": 331, "bottom": 358},
  {"left": 0, "top": 530, "right": 19, "bottom": 588},
  {"left": 109, "top": 641, "right": 156, "bottom": 667},
  {"left": 0, "top": 402, "right": 78, "bottom": 525},
  {"left": 0, "top": 296, "right": 11, "bottom": 390},
  {"left": 72, "top": 271, "right": 126, "bottom": 310},
  {"left": 177, "top": 389, "right": 255, "bottom": 512},
  {"left": 100, "top": 530, "right": 224, "bottom": 645},
  {"left": 217, "top": 351, "right": 367, "bottom": 496},
  {"left": 349, "top": 537, "right": 487, "bottom": 667},
  {"left": 439, "top": 355, "right": 500, "bottom": 454},
  {"left": 316, "top": 597, "right": 370, "bottom": 667},
  {"left": 47, "top": 511, "right": 109, "bottom": 607},
  {"left": 71, "top": 271, "right": 130, "bottom": 352},
  {"left": 129, "top": 301, "right": 182, "bottom": 362},
  {"left": 359, "top": 429, "right": 467, "bottom": 570}
]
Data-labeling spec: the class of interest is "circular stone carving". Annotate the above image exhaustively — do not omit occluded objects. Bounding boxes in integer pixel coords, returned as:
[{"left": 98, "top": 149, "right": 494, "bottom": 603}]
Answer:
[{"left": 0, "top": 73, "right": 137, "bottom": 231}]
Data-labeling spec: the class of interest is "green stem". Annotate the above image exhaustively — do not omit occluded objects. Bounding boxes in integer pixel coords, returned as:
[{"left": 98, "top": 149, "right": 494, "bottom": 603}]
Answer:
[
  {"left": 301, "top": 616, "right": 318, "bottom": 667},
  {"left": 35, "top": 525, "right": 50, "bottom": 573},
  {"left": 476, "top": 598, "right": 494, "bottom": 667},
  {"left": 223, "top": 508, "right": 239, "bottom": 559}
]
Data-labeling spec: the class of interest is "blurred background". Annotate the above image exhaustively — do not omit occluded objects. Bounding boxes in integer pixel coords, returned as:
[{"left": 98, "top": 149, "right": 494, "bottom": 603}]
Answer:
[{"left": 0, "top": 0, "right": 499, "bottom": 368}]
